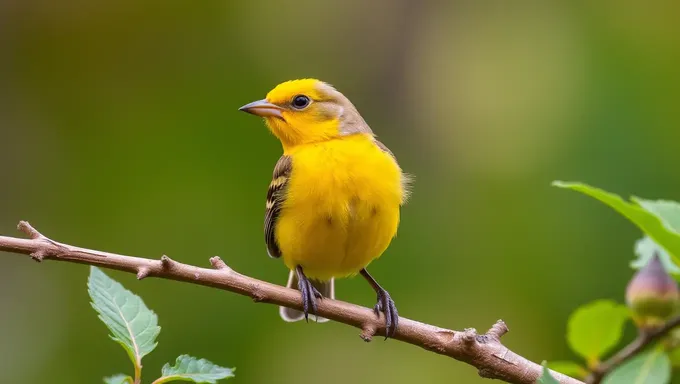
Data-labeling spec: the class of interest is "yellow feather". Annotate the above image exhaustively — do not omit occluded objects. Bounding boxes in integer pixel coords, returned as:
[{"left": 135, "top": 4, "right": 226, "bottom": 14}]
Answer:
[{"left": 276, "top": 134, "right": 404, "bottom": 280}]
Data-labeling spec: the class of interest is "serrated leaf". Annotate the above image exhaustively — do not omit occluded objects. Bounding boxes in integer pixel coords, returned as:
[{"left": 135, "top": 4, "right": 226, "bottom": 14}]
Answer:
[
  {"left": 88, "top": 266, "right": 161, "bottom": 370},
  {"left": 547, "top": 361, "right": 587, "bottom": 379},
  {"left": 632, "top": 236, "right": 680, "bottom": 275},
  {"left": 602, "top": 348, "right": 671, "bottom": 384},
  {"left": 536, "top": 361, "right": 560, "bottom": 384},
  {"left": 552, "top": 182, "right": 680, "bottom": 269},
  {"left": 156, "top": 355, "right": 235, "bottom": 383},
  {"left": 567, "top": 300, "right": 629, "bottom": 364},
  {"left": 104, "top": 374, "right": 133, "bottom": 384}
]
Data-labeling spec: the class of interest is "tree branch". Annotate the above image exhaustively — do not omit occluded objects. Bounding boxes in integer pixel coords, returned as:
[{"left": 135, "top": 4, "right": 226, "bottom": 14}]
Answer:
[
  {"left": 586, "top": 315, "right": 680, "bottom": 384},
  {"left": 0, "top": 221, "right": 582, "bottom": 384}
]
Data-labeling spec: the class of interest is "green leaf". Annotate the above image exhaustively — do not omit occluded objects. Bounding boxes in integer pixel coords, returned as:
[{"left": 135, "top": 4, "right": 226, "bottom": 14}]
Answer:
[
  {"left": 546, "top": 361, "right": 587, "bottom": 379},
  {"left": 666, "top": 343, "right": 680, "bottom": 368},
  {"left": 632, "top": 236, "right": 680, "bottom": 275},
  {"left": 566, "top": 300, "right": 629, "bottom": 364},
  {"left": 104, "top": 374, "right": 133, "bottom": 384},
  {"left": 536, "top": 361, "right": 560, "bottom": 384},
  {"left": 634, "top": 199, "right": 680, "bottom": 232},
  {"left": 88, "top": 266, "right": 161, "bottom": 370},
  {"left": 602, "top": 348, "right": 671, "bottom": 384},
  {"left": 552, "top": 182, "right": 680, "bottom": 269},
  {"left": 155, "top": 355, "right": 235, "bottom": 383}
]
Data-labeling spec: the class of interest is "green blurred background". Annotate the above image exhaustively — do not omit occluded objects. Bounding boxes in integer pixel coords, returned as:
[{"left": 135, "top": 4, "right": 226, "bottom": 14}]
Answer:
[{"left": 2, "top": 1, "right": 679, "bottom": 383}]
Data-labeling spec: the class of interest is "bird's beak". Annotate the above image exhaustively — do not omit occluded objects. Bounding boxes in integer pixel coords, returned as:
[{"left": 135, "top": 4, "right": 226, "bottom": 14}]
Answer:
[{"left": 238, "top": 99, "right": 284, "bottom": 118}]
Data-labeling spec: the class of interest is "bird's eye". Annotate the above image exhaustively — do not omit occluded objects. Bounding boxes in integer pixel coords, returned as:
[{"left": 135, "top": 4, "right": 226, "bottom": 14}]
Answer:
[{"left": 291, "top": 95, "right": 311, "bottom": 109}]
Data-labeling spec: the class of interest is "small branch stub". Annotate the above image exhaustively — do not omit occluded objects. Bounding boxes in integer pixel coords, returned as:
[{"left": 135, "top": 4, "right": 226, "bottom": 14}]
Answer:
[
  {"left": 31, "top": 249, "right": 48, "bottom": 262},
  {"left": 160, "top": 255, "right": 175, "bottom": 269},
  {"left": 210, "top": 256, "right": 231, "bottom": 272},
  {"left": 136, "top": 267, "right": 150, "bottom": 280},
  {"left": 361, "top": 324, "right": 377, "bottom": 342},
  {"left": 487, "top": 320, "right": 509, "bottom": 340},
  {"left": 18, "top": 221, "right": 42, "bottom": 239},
  {"left": 463, "top": 328, "right": 478, "bottom": 344}
]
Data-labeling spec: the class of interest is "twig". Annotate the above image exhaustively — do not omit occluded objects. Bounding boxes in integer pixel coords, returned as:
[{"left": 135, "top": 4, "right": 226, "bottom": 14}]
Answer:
[
  {"left": 586, "top": 316, "right": 680, "bottom": 384},
  {"left": 0, "top": 221, "right": 583, "bottom": 384}
]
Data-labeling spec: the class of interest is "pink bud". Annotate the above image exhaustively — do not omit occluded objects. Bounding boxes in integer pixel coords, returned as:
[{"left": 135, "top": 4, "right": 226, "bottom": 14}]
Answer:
[{"left": 626, "top": 253, "right": 680, "bottom": 329}]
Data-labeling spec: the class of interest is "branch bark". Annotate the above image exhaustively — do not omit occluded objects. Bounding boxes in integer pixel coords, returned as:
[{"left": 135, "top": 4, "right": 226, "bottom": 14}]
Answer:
[
  {"left": 586, "top": 316, "right": 680, "bottom": 384},
  {"left": 0, "top": 221, "right": 582, "bottom": 384}
]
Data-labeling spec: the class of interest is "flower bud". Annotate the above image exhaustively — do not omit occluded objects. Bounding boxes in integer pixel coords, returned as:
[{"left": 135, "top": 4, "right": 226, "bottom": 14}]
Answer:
[{"left": 626, "top": 253, "right": 680, "bottom": 329}]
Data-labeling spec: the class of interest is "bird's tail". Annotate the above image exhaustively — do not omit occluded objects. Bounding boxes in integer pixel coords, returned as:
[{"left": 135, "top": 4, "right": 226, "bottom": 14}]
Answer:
[{"left": 279, "top": 270, "right": 334, "bottom": 323}]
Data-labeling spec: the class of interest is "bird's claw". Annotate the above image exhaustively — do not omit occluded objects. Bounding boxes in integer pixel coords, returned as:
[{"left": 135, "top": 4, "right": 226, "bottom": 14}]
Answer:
[
  {"left": 297, "top": 273, "right": 323, "bottom": 322},
  {"left": 373, "top": 289, "right": 399, "bottom": 339}
]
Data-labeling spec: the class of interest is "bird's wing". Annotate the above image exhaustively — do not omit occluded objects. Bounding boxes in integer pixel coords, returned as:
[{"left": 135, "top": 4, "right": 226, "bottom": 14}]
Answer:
[{"left": 264, "top": 155, "right": 292, "bottom": 258}]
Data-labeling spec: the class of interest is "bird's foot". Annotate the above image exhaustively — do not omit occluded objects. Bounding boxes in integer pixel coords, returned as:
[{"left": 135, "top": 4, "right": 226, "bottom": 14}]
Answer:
[
  {"left": 296, "top": 266, "right": 323, "bottom": 322},
  {"left": 373, "top": 288, "right": 399, "bottom": 339}
]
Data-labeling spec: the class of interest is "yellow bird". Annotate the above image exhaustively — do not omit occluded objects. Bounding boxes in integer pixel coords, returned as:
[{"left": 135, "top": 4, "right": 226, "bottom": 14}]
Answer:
[{"left": 239, "top": 79, "right": 410, "bottom": 336}]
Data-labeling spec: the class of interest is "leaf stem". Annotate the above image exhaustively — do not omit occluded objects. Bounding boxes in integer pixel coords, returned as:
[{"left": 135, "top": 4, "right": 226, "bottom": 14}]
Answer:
[
  {"left": 586, "top": 316, "right": 680, "bottom": 383},
  {"left": 149, "top": 376, "right": 190, "bottom": 384},
  {"left": 149, "top": 375, "right": 222, "bottom": 384},
  {"left": 134, "top": 361, "right": 142, "bottom": 384}
]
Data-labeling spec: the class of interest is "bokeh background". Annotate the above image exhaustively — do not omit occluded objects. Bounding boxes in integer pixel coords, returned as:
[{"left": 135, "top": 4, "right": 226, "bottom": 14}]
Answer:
[{"left": 2, "top": 1, "right": 680, "bottom": 383}]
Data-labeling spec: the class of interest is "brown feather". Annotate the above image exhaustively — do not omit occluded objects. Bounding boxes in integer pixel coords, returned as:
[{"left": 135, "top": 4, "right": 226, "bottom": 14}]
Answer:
[{"left": 264, "top": 155, "right": 292, "bottom": 258}]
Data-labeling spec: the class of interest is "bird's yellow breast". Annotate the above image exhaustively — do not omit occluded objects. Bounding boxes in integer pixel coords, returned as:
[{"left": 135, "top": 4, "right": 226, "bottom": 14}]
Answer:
[{"left": 275, "top": 134, "right": 403, "bottom": 281}]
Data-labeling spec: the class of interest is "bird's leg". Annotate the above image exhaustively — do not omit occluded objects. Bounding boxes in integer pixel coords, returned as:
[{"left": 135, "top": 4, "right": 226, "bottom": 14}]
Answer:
[
  {"left": 360, "top": 268, "right": 399, "bottom": 338},
  {"left": 295, "top": 265, "right": 323, "bottom": 322}
]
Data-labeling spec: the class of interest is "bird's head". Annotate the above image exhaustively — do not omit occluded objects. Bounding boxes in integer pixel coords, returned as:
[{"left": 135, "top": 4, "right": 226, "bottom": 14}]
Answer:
[{"left": 239, "top": 79, "right": 371, "bottom": 151}]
